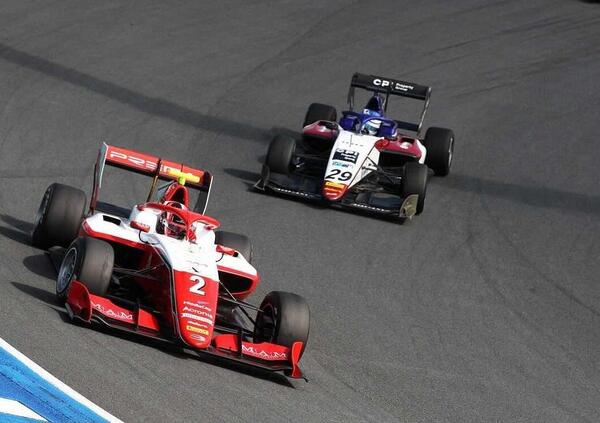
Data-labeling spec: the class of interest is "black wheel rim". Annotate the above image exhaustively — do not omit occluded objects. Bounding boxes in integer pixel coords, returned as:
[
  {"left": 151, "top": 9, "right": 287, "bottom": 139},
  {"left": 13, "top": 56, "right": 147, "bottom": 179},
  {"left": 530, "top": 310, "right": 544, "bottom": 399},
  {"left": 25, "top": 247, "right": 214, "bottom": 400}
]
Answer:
[
  {"left": 57, "top": 247, "right": 77, "bottom": 295},
  {"left": 255, "top": 304, "right": 277, "bottom": 343},
  {"left": 34, "top": 188, "right": 51, "bottom": 229}
]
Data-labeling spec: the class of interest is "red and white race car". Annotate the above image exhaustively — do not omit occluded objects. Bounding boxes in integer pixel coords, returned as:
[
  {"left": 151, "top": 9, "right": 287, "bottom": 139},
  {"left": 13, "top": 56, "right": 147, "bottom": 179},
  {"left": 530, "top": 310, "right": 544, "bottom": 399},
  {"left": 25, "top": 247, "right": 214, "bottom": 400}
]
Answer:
[{"left": 31, "top": 143, "right": 310, "bottom": 379}]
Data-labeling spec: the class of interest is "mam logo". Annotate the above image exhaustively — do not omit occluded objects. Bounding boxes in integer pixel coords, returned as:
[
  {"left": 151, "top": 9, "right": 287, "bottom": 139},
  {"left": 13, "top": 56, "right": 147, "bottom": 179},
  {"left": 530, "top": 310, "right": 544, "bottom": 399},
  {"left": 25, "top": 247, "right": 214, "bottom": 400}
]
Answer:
[
  {"left": 372, "top": 78, "right": 414, "bottom": 93},
  {"left": 242, "top": 345, "right": 288, "bottom": 361},
  {"left": 92, "top": 303, "right": 133, "bottom": 322}
]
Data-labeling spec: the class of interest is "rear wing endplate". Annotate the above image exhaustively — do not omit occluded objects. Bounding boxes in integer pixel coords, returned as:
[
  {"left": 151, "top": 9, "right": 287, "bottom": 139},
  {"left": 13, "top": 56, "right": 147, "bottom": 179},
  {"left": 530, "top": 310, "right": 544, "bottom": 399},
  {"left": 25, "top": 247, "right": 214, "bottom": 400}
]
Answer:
[
  {"left": 347, "top": 72, "right": 432, "bottom": 134},
  {"left": 91, "top": 143, "right": 213, "bottom": 214}
]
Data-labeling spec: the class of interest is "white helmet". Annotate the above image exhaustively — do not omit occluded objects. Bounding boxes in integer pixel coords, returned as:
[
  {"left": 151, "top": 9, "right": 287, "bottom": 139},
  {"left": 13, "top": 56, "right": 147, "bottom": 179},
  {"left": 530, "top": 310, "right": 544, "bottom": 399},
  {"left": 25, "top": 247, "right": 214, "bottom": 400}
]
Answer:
[{"left": 362, "top": 119, "right": 381, "bottom": 136}]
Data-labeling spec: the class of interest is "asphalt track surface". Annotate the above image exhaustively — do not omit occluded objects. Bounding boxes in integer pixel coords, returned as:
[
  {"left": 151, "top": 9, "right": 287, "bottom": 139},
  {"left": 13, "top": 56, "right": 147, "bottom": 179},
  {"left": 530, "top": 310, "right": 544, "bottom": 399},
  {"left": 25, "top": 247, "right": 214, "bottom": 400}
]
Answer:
[{"left": 0, "top": 1, "right": 599, "bottom": 422}]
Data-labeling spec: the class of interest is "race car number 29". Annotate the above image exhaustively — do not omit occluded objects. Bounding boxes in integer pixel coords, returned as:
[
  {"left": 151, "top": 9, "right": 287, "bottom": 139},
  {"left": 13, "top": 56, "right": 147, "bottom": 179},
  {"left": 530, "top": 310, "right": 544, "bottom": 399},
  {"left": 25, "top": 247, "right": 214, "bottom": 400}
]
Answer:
[
  {"left": 189, "top": 276, "right": 205, "bottom": 296},
  {"left": 325, "top": 169, "right": 352, "bottom": 181}
]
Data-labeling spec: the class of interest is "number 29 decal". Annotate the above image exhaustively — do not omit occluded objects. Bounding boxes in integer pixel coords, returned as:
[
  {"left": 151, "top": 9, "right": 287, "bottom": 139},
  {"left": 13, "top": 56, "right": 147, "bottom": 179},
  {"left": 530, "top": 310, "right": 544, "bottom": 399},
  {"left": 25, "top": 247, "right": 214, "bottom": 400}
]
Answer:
[
  {"left": 189, "top": 275, "right": 206, "bottom": 296},
  {"left": 325, "top": 168, "right": 352, "bottom": 181}
]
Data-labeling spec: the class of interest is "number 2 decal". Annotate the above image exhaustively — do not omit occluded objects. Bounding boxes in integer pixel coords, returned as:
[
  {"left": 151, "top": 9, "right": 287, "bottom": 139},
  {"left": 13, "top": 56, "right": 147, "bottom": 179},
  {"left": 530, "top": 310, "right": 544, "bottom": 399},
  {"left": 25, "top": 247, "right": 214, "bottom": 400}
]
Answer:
[
  {"left": 325, "top": 169, "right": 352, "bottom": 181},
  {"left": 189, "top": 275, "right": 206, "bottom": 296}
]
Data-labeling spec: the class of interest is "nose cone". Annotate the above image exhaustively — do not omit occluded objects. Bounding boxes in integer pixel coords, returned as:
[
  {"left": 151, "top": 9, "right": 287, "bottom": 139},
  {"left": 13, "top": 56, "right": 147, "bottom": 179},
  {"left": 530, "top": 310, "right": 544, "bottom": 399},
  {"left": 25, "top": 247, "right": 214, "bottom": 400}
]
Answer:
[{"left": 322, "top": 181, "right": 348, "bottom": 201}]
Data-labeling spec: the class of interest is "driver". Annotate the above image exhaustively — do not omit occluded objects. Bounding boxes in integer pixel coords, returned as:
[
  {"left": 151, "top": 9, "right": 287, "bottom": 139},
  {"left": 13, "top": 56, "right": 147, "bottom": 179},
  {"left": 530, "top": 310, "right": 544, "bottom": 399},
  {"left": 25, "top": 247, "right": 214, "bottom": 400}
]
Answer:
[
  {"left": 362, "top": 94, "right": 385, "bottom": 136},
  {"left": 157, "top": 201, "right": 187, "bottom": 239},
  {"left": 362, "top": 119, "right": 381, "bottom": 136}
]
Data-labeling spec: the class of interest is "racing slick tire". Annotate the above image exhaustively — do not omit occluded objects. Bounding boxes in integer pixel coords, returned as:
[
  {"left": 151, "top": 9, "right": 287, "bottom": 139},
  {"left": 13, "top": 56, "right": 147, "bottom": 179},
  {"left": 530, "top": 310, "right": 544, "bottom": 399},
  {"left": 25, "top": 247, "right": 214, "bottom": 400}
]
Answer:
[
  {"left": 254, "top": 291, "right": 310, "bottom": 358},
  {"left": 402, "top": 162, "right": 428, "bottom": 215},
  {"left": 215, "top": 230, "right": 252, "bottom": 263},
  {"left": 303, "top": 103, "right": 337, "bottom": 127},
  {"left": 266, "top": 135, "right": 296, "bottom": 175},
  {"left": 423, "top": 127, "right": 454, "bottom": 176},
  {"left": 56, "top": 236, "right": 114, "bottom": 300},
  {"left": 31, "top": 183, "right": 87, "bottom": 249}
]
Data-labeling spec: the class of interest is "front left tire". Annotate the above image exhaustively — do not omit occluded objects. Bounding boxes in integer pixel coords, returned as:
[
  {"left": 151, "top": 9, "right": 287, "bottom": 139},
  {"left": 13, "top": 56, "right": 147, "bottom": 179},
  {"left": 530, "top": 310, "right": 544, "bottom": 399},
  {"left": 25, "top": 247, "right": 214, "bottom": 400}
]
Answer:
[
  {"left": 266, "top": 135, "right": 296, "bottom": 175},
  {"left": 56, "top": 236, "right": 114, "bottom": 300},
  {"left": 423, "top": 127, "right": 454, "bottom": 176},
  {"left": 402, "top": 162, "right": 429, "bottom": 215}
]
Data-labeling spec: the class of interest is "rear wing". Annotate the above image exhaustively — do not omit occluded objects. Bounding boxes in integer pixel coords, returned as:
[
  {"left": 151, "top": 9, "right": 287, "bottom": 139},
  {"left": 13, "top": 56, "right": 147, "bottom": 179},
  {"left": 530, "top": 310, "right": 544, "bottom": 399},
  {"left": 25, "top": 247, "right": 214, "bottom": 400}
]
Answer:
[
  {"left": 90, "top": 143, "right": 213, "bottom": 214},
  {"left": 347, "top": 72, "right": 432, "bottom": 134}
]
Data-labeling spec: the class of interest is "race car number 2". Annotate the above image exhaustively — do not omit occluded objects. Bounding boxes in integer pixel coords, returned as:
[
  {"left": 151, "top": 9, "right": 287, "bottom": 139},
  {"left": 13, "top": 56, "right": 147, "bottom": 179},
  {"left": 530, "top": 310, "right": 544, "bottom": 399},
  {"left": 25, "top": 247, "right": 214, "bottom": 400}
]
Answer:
[
  {"left": 325, "top": 168, "right": 352, "bottom": 181},
  {"left": 189, "top": 275, "right": 206, "bottom": 296}
]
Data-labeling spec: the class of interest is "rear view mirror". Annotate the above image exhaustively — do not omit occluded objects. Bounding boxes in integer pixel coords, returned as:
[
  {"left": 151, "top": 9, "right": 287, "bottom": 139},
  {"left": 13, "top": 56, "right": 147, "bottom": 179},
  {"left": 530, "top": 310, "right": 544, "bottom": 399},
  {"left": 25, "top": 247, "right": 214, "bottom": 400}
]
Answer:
[{"left": 130, "top": 221, "right": 150, "bottom": 233}]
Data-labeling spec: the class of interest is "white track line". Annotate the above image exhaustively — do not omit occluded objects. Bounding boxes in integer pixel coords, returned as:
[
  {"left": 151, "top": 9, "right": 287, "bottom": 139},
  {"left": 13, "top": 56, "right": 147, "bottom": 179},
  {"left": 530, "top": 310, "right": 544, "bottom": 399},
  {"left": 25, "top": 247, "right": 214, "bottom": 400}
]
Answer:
[{"left": 0, "top": 338, "right": 123, "bottom": 423}]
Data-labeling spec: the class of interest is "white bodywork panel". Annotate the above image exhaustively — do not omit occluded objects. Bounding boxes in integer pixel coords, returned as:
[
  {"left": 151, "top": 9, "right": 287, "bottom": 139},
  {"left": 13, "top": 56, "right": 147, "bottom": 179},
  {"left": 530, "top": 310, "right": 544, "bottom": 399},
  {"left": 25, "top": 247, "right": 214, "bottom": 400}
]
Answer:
[
  {"left": 323, "top": 128, "right": 427, "bottom": 189},
  {"left": 83, "top": 208, "right": 257, "bottom": 282}
]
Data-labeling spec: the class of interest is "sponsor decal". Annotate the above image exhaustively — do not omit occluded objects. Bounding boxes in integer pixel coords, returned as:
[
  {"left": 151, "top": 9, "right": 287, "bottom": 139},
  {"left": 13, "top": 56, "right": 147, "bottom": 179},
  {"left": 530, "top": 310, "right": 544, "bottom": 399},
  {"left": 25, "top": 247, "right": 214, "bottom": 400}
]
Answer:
[
  {"left": 185, "top": 320, "right": 208, "bottom": 328},
  {"left": 183, "top": 300, "right": 211, "bottom": 311},
  {"left": 92, "top": 303, "right": 133, "bottom": 322},
  {"left": 189, "top": 334, "right": 206, "bottom": 342},
  {"left": 331, "top": 160, "right": 350, "bottom": 168},
  {"left": 181, "top": 313, "right": 213, "bottom": 325},
  {"left": 400, "top": 142, "right": 412, "bottom": 149},
  {"left": 108, "top": 150, "right": 180, "bottom": 175},
  {"left": 372, "top": 78, "right": 414, "bottom": 92},
  {"left": 242, "top": 345, "right": 288, "bottom": 361},
  {"left": 332, "top": 149, "right": 358, "bottom": 164},
  {"left": 324, "top": 181, "right": 346, "bottom": 190},
  {"left": 186, "top": 325, "right": 209, "bottom": 335},
  {"left": 182, "top": 306, "right": 214, "bottom": 320}
]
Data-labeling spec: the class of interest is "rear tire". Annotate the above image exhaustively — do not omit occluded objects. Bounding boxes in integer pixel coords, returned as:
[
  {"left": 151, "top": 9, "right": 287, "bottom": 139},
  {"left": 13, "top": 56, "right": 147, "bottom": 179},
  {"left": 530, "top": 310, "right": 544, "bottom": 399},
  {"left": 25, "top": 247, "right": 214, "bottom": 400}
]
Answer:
[
  {"left": 56, "top": 237, "right": 114, "bottom": 300},
  {"left": 402, "top": 162, "right": 428, "bottom": 215},
  {"left": 423, "top": 127, "right": 454, "bottom": 176},
  {"left": 254, "top": 291, "right": 310, "bottom": 358},
  {"left": 31, "top": 183, "right": 87, "bottom": 249},
  {"left": 266, "top": 135, "right": 296, "bottom": 174},
  {"left": 303, "top": 103, "right": 337, "bottom": 127},
  {"left": 215, "top": 231, "right": 252, "bottom": 263}
]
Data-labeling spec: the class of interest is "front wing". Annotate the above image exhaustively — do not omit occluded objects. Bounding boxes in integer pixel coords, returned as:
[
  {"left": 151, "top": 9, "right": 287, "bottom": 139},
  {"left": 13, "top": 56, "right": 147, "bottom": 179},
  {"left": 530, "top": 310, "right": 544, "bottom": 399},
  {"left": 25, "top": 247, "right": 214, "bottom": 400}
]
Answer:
[
  {"left": 255, "top": 167, "right": 418, "bottom": 219},
  {"left": 65, "top": 280, "right": 305, "bottom": 379}
]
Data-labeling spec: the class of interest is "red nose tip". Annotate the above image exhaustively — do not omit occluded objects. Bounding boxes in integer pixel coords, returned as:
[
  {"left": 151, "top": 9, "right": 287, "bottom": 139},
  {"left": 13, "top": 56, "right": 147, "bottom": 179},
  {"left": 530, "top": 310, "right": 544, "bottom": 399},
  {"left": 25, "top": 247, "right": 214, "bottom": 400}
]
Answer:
[{"left": 322, "top": 181, "right": 347, "bottom": 201}]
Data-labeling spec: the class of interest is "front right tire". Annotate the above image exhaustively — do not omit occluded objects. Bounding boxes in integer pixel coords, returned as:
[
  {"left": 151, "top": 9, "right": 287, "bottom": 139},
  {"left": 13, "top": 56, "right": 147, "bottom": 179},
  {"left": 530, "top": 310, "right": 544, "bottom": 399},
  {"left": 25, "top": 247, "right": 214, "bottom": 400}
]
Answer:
[
  {"left": 214, "top": 230, "right": 252, "bottom": 263},
  {"left": 254, "top": 291, "right": 310, "bottom": 359}
]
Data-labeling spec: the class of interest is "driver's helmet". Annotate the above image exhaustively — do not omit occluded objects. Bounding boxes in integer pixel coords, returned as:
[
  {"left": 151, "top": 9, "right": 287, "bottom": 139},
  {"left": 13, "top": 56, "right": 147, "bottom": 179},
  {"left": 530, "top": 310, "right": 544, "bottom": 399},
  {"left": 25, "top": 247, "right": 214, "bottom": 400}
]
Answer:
[
  {"left": 362, "top": 119, "right": 382, "bottom": 136},
  {"left": 157, "top": 201, "right": 187, "bottom": 239}
]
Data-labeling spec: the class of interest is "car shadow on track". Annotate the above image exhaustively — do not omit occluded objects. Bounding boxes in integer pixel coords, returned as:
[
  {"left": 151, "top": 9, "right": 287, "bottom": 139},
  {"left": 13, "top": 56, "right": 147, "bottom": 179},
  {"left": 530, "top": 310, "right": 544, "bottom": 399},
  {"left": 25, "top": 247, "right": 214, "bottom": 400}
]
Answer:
[
  {"left": 0, "top": 42, "right": 271, "bottom": 145},
  {"left": 429, "top": 173, "right": 600, "bottom": 217},
  {"left": 11, "top": 281, "right": 71, "bottom": 323},
  {"left": 0, "top": 214, "right": 33, "bottom": 246}
]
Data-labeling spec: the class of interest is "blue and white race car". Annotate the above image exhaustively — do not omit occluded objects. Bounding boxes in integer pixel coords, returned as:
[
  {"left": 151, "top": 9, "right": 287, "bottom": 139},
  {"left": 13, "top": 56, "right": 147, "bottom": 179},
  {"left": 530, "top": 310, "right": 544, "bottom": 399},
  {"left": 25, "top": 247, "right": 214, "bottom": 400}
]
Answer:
[{"left": 255, "top": 73, "right": 455, "bottom": 219}]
